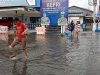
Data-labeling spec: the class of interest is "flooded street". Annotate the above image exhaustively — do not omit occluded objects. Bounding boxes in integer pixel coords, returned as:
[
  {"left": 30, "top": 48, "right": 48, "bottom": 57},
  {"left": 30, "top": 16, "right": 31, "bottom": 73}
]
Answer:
[{"left": 0, "top": 32, "right": 100, "bottom": 75}]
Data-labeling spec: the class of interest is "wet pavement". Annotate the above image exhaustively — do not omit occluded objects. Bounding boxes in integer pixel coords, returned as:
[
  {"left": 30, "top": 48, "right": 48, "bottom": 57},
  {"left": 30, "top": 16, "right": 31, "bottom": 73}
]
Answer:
[{"left": 0, "top": 31, "right": 100, "bottom": 75}]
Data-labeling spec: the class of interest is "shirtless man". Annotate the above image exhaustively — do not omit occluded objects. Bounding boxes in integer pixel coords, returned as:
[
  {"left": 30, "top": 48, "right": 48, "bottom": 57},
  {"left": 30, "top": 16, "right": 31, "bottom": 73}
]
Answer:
[{"left": 9, "top": 18, "right": 28, "bottom": 60}]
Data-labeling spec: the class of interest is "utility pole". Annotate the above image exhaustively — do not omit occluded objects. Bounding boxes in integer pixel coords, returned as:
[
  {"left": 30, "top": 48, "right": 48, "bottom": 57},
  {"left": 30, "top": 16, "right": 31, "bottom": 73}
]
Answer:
[
  {"left": 93, "top": 0, "right": 97, "bottom": 23},
  {"left": 88, "top": 0, "right": 97, "bottom": 31},
  {"left": 93, "top": 0, "right": 97, "bottom": 31}
]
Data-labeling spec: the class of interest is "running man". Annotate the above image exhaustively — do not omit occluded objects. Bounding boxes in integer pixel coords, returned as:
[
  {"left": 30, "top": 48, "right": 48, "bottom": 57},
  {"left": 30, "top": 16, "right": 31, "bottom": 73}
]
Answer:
[{"left": 9, "top": 18, "right": 28, "bottom": 60}]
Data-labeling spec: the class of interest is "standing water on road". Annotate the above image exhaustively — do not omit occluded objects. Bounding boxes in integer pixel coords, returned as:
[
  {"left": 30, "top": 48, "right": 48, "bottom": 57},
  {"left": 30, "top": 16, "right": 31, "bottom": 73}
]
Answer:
[{"left": 0, "top": 32, "right": 100, "bottom": 75}]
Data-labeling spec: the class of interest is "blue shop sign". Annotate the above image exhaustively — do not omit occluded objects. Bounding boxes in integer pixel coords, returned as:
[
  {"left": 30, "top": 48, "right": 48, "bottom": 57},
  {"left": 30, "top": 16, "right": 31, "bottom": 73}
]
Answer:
[{"left": 96, "top": 13, "right": 100, "bottom": 17}]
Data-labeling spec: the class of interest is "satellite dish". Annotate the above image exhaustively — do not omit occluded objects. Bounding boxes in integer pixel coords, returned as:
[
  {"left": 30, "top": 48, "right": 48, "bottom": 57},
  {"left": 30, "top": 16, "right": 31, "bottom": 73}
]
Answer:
[{"left": 27, "top": 0, "right": 35, "bottom": 5}]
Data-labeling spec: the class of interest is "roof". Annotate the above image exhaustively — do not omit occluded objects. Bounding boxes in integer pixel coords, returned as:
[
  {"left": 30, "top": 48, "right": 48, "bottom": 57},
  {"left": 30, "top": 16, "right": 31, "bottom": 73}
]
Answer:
[
  {"left": 0, "top": 0, "right": 40, "bottom": 8},
  {"left": 69, "top": 6, "right": 93, "bottom": 12},
  {"left": 68, "top": 6, "right": 93, "bottom": 17},
  {"left": 0, "top": 0, "right": 28, "bottom": 7}
]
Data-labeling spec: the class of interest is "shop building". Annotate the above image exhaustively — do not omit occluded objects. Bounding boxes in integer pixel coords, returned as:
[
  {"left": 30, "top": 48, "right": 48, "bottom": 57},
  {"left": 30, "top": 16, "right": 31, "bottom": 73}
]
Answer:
[
  {"left": 68, "top": 6, "right": 93, "bottom": 23},
  {"left": 0, "top": 0, "right": 40, "bottom": 29}
]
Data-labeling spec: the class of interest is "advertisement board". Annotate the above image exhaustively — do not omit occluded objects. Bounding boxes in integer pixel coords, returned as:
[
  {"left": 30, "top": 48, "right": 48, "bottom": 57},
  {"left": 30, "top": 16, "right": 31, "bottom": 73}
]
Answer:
[{"left": 41, "top": 0, "right": 68, "bottom": 27}]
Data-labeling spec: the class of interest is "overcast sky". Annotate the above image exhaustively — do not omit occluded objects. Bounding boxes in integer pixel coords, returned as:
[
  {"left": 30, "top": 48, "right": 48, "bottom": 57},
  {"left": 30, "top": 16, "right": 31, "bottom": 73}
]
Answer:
[
  {"left": 69, "top": 0, "right": 100, "bottom": 11},
  {"left": 69, "top": 0, "right": 89, "bottom": 8}
]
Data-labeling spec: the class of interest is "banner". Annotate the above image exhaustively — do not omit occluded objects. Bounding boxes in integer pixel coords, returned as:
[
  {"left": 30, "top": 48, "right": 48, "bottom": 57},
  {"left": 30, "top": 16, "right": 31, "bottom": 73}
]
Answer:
[{"left": 41, "top": 0, "right": 68, "bottom": 27}]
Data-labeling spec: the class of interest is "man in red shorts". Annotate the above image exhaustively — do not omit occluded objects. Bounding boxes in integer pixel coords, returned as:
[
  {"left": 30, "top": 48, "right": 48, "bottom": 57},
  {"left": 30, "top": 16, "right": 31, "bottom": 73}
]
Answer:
[{"left": 9, "top": 18, "right": 28, "bottom": 60}]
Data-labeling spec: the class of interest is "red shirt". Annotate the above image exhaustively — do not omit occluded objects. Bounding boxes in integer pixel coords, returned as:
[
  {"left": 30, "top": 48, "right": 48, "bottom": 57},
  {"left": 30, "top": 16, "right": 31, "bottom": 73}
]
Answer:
[{"left": 16, "top": 23, "right": 27, "bottom": 39}]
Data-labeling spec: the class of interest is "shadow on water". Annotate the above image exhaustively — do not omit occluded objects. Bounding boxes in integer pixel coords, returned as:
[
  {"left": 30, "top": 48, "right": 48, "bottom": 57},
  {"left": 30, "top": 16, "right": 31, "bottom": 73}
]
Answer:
[{"left": 12, "top": 60, "right": 28, "bottom": 75}]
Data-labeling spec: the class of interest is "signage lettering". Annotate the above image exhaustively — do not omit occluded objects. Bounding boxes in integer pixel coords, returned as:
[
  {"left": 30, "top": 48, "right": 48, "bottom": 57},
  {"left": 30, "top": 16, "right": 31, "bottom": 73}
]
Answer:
[{"left": 47, "top": 2, "right": 60, "bottom": 7}]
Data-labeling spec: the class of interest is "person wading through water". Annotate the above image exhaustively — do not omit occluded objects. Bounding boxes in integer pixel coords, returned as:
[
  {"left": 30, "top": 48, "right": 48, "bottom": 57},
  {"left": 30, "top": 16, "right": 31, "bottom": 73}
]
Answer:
[{"left": 9, "top": 18, "right": 29, "bottom": 60}]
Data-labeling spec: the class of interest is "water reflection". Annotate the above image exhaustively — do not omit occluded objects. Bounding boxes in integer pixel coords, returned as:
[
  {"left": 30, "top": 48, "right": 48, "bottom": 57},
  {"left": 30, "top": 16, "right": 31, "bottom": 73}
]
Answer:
[
  {"left": 36, "top": 35, "right": 46, "bottom": 41},
  {"left": 1, "top": 32, "right": 99, "bottom": 75},
  {"left": 0, "top": 34, "right": 8, "bottom": 41},
  {"left": 12, "top": 60, "right": 28, "bottom": 75}
]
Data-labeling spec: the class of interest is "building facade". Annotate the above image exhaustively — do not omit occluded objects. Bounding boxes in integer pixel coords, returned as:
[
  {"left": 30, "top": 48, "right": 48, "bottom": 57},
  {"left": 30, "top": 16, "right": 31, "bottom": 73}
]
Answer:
[
  {"left": 0, "top": 0, "right": 40, "bottom": 29},
  {"left": 68, "top": 6, "right": 93, "bottom": 30},
  {"left": 68, "top": 6, "right": 93, "bottom": 23}
]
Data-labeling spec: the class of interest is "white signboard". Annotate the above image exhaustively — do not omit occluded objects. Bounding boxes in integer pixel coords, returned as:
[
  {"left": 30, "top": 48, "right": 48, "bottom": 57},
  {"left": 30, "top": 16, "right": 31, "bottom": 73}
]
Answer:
[
  {"left": 36, "top": 27, "right": 45, "bottom": 35},
  {"left": 27, "top": 0, "right": 36, "bottom": 5},
  {"left": 0, "top": 26, "right": 8, "bottom": 33}
]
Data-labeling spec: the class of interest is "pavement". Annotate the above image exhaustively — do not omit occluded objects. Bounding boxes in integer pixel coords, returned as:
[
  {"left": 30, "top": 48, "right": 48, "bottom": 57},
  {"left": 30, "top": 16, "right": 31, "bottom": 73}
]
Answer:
[{"left": 0, "top": 31, "right": 100, "bottom": 75}]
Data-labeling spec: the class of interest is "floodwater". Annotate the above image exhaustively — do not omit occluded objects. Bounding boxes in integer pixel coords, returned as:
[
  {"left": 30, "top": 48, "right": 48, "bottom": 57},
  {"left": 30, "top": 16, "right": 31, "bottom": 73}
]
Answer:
[{"left": 0, "top": 32, "right": 100, "bottom": 75}]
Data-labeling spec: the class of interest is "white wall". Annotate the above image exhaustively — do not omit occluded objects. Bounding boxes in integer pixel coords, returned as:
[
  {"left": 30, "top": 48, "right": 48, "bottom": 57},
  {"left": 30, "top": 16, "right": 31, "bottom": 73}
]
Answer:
[
  {"left": 80, "top": 17, "right": 83, "bottom": 24},
  {"left": 68, "top": 17, "right": 79, "bottom": 24},
  {"left": 68, "top": 17, "right": 83, "bottom": 24}
]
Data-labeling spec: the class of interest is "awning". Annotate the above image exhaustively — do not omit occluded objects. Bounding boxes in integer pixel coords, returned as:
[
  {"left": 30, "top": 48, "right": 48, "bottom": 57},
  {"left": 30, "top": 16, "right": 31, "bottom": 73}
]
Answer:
[{"left": 0, "top": 7, "right": 25, "bottom": 12}]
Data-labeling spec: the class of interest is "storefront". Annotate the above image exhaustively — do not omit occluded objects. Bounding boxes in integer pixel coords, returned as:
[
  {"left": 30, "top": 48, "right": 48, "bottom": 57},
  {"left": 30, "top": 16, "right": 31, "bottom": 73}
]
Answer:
[
  {"left": 68, "top": 6, "right": 93, "bottom": 23},
  {"left": 0, "top": 0, "right": 40, "bottom": 29},
  {"left": 68, "top": 6, "right": 93, "bottom": 30}
]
